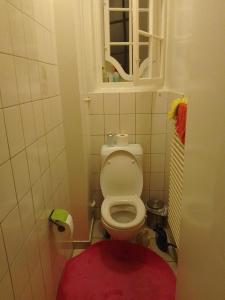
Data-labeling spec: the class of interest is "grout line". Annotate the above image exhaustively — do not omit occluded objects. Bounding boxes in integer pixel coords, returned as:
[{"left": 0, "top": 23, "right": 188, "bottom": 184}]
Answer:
[
  {"left": 0, "top": 224, "right": 16, "bottom": 299},
  {"left": 0, "top": 50, "right": 57, "bottom": 67},
  {"left": 0, "top": 93, "right": 61, "bottom": 110},
  {"left": 6, "top": 0, "right": 55, "bottom": 34}
]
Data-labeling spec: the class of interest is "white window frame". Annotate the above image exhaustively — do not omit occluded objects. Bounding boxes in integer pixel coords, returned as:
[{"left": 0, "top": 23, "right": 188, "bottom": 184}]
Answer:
[{"left": 92, "top": 0, "right": 166, "bottom": 89}]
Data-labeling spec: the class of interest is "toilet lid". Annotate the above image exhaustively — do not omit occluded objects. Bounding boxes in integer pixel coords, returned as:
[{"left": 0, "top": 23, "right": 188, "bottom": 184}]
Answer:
[
  {"left": 100, "top": 151, "right": 143, "bottom": 198},
  {"left": 101, "top": 195, "right": 146, "bottom": 229}
]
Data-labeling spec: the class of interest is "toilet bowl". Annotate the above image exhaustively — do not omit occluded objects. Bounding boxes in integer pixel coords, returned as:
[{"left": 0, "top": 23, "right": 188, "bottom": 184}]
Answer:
[
  {"left": 100, "top": 144, "right": 146, "bottom": 240},
  {"left": 101, "top": 195, "right": 146, "bottom": 240}
]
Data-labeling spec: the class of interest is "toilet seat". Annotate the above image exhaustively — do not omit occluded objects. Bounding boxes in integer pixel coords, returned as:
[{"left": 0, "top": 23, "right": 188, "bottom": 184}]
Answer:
[{"left": 101, "top": 195, "right": 146, "bottom": 230}]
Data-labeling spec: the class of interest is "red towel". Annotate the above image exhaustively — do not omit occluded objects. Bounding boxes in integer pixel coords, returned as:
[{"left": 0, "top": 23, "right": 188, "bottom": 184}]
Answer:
[{"left": 176, "top": 103, "right": 187, "bottom": 144}]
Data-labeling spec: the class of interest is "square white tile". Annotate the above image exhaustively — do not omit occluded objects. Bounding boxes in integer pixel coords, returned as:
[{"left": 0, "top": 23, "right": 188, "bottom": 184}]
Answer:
[
  {"left": 89, "top": 93, "right": 104, "bottom": 115},
  {"left": 136, "top": 135, "right": 151, "bottom": 154},
  {"left": 31, "top": 178, "right": 44, "bottom": 219},
  {"left": 33, "top": 100, "right": 45, "bottom": 138},
  {"left": 151, "top": 114, "right": 167, "bottom": 134},
  {"left": 0, "top": 110, "right": 9, "bottom": 165},
  {"left": 151, "top": 134, "right": 166, "bottom": 153},
  {"left": 4, "top": 105, "right": 25, "bottom": 157},
  {"left": 151, "top": 154, "right": 166, "bottom": 172},
  {"left": 136, "top": 114, "right": 151, "bottom": 134},
  {"left": 23, "top": 15, "right": 37, "bottom": 60},
  {"left": 136, "top": 92, "right": 152, "bottom": 113},
  {"left": 14, "top": 57, "right": 31, "bottom": 103},
  {"left": 43, "top": 98, "right": 54, "bottom": 132},
  {"left": 8, "top": 5, "right": 26, "bottom": 57},
  {"left": 90, "top": 115, "right": 104, "bottom": 135},
  {"left": 152, "top": 92, "right": 168, "bottom": 113},
  {"left": 1, "top": 206, "right": 24, "bottom": 264},
  {"left": 143, "top": 154, "right": 150, "bottom": 172},
  {"left": 0, "top": 53, "right": 18, "bottom": 107},
  {"left": 41, "top": 169, "right": 52, "bottom": 204},
  {"left": 0, "top": 228, "right": 8, "bottom": 281},
  {"left": 150, "top": 173, "right": 165, "bottom": 190},
  {"left": 119, "top": 93, "right": 135, "bottom": 114},
  {"left": 104, "top": 93, "right": 119, "bottom": 114},
  {"left": 0, "top": 0, "right": 12, "bottom": 53},
  {"left": 104, "top": 115, "right": 119, "bottom": 134},
  {"left": 20, "top": 103, "right": 36, "bottom": 146},
  {"left": 37, "top": 136, "right": 49, "bottom": 174},
  {"left": 143, "top": 172, "right": 150, "bottom": 191},
  {"left": 0, "top": 161, "right": 17, "bottom": 222},
  {"left": 29, "top": 61, "right": 41, "bottom": 101},
  {"left": 19, "top": 191, "right": 35, "bottom": 239},
  {"left": 26, "top": 141, "right": 41, "bottom": 185},
  {"left": 11, "top": 150, "right": 30, "bottom": 202},
  {"left": 120, "top": 114, "right": 135, "bottom": 134}
]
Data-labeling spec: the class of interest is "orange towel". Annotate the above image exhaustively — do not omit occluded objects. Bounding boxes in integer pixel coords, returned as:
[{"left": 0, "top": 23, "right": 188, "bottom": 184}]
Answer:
[{"left": 176, "top": 103, "right": 187, "bottom": 144}]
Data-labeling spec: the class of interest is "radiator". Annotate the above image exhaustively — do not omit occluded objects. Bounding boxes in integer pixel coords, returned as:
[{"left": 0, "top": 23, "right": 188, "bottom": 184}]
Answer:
[{"left": 168, "top": 130, "right": 185, "bottom": 248}]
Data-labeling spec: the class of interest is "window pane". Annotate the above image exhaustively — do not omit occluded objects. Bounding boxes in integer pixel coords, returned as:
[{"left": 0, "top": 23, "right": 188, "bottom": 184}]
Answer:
[
  {"left": 139, "top": 35, "right": 149, "bottom": 43},
  {"left": 110, "top": 12, "right": 129, "bottom": 42},
  {"left": 103, "top": 61, "right": 126, "bottom": 82},
  {"left": 139, "top": 0, "right": 149, "bottom": 9},
  {"left": 139, "top": 12, "right": 149, "bottom": 32},
  {"left": 139, "top": 45, "right": 149, "bottom": 66},
  {"left": 109, "top": 0, "right": 129, "bottom": 8},
  {"left": 110, "top": 45, "right": 130, "bottom": 74}
]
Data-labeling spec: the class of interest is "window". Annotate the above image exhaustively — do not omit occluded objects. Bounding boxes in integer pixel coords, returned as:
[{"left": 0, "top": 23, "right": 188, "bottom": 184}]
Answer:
[{"left": 102, "top": 0, "right": 166, "bottom": 85}]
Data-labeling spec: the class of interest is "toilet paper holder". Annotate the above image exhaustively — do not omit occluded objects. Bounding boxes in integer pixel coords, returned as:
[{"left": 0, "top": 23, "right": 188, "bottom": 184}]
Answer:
[{"left": 48, "top": 209, "right": 65, "bottom": 232}]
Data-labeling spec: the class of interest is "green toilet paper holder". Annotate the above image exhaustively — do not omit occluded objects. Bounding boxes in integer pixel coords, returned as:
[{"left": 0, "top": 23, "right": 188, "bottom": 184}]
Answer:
[{"left": 48, "top": 209, "right": 65, "bottom": 232}]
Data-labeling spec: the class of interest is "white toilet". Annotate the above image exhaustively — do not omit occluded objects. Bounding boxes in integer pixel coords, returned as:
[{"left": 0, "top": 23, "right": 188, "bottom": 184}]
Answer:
[{"left": 100, "top": 144, "right": 146, "bottom": 240}]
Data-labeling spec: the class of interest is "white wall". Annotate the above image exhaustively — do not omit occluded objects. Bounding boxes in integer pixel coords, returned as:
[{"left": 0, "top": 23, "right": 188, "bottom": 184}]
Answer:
[
  {"left": 0, "top": 0, "right": 72, "bottom": 298},
  {"left": 166, "top": 1, "right": 225, "bottom": 299},
  {"left": 88, "top": 91, "right": 170, "bottom": 217},
  {"left": 54, "top": 0, "right": 91, "bottom": 240}
]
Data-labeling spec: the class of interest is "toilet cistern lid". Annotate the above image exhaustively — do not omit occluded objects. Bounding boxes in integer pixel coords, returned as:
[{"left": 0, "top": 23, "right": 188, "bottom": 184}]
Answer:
[{"left": 100, "top": 151, "right": 143, "bottom": 198}]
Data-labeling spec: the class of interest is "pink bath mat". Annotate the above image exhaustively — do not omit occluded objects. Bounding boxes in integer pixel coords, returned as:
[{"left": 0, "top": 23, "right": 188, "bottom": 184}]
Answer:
[{"left": 57, "top": 240, "right": 176, "bottom": 300}]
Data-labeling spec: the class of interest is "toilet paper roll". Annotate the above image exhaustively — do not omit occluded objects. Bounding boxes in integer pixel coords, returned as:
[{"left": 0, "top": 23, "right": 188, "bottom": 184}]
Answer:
[
  {"left": 65, "top": 214, "right": 74, "bottom": 237},
  {"left": 50, "top": 209, "right": 74, "bottom": 238},
  {"left": 116, "top": 133, "right": 129, "bottom": 146}
]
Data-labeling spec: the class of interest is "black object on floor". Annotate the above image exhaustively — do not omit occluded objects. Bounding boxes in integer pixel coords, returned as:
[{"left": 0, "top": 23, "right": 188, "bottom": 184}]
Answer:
[
  {"left": 154, "top": 224, "right": 177, "bottom": 252},
  {"left": 103, "top": 229, "right": 111, "bottom": 239}
]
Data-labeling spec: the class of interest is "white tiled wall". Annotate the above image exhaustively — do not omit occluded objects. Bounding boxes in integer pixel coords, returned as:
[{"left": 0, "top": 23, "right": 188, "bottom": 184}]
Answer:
[
  {"left": 88, "top": 91, "right": 170, "bottom": 216},
  {"left": 0, "top": 0, "right": 71, "bottom": 299}
]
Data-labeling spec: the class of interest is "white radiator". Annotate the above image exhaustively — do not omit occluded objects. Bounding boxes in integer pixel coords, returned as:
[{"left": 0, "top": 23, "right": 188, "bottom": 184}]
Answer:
[{"left": 168, "top": 130, "right": 185, "bottom": 248}]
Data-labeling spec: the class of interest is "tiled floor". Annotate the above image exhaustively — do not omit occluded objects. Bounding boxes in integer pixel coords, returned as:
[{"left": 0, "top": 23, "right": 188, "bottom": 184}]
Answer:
[{"left": 73, "top": 220, "right": 177, "bottom": 275}]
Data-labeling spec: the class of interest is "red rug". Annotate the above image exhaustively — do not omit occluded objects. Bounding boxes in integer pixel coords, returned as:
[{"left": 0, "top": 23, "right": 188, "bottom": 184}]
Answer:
[{"left": 57, "top": 240, "right": 176, "bottom": 300}]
